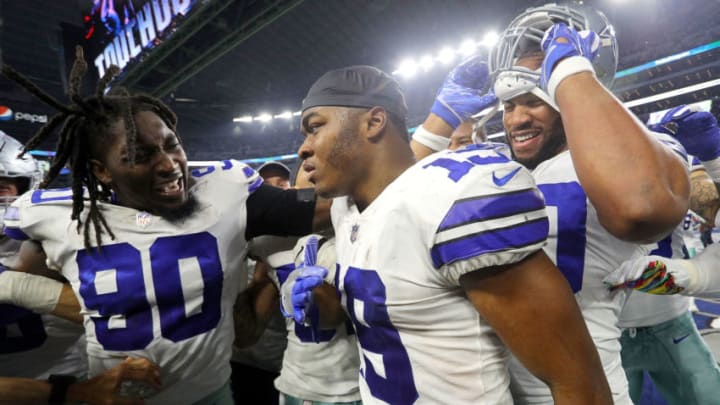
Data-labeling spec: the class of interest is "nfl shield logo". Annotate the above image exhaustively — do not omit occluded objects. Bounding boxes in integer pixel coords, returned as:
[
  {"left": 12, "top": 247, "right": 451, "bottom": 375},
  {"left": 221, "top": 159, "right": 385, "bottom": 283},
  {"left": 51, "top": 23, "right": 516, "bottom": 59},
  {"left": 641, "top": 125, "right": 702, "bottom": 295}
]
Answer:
[
  {"left": 136, "top": 212, "right": 153, "bottom": 228},
  {"left": 350, "top": 224, "right": 359, "bottom": 243}
]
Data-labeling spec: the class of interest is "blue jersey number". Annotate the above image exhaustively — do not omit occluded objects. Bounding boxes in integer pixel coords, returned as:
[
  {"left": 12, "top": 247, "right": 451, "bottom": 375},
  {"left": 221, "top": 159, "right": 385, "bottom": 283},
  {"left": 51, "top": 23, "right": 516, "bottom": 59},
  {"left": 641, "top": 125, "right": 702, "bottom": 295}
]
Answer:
[
  {"left": 0, "top": 305, "right": 47, "bottom": 353},
  {"left": 538, "top": 182, "right": 587, "bottom": 293},
  {"left": 77, "top": 232, "right": 223, "bottom": 351},
  {"left": 423, "top": 148, "right": 510, "bottom": 183},
  {"left": 650, "top": 234, "right": 673, "bottom": 258},
  {"left": 344, "top": 267, "right": 418, "bottom": 405}
]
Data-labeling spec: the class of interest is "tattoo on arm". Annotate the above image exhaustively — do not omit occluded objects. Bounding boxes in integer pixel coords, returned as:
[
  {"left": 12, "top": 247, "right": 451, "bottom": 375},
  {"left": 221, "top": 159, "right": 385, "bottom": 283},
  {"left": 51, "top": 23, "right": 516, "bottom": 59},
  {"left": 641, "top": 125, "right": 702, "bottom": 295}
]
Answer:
[{"left": 690, "top": 170, "right": 720, "bottom": 224}]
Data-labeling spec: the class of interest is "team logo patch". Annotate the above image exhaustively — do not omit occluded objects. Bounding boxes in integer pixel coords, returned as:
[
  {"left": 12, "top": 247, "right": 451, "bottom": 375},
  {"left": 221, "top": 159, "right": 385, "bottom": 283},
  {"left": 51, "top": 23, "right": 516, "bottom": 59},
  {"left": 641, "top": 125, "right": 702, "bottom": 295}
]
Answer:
[
  {"left": 350, "top": 224, "right": 359, "bottom": 243},
  {"left": 136, "top": 212, "right": 153, "bottom": 228}
]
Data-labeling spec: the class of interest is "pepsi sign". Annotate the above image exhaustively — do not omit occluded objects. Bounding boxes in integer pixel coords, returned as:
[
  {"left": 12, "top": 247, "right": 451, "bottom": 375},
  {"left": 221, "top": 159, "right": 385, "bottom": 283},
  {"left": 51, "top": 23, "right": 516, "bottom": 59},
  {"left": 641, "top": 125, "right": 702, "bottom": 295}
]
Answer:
[{"left": 0, "top": 105, "right": 48, "bottom": 124}]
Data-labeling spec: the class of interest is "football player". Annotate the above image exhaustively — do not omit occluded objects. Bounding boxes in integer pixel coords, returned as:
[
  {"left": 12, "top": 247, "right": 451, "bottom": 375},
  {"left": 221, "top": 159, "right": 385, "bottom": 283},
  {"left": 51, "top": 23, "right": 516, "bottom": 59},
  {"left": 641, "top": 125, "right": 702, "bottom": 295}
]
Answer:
[
  {"left": 283, "top": 64, "right": 612, "bottom": 404},
  {"left": 407, "top": 3, "right": 690, "bottom": 403},
  {"left": 487, "top": 4, "right": 689, "bottom": 404},
  {"left": 0, "top": 132, "right": 86, "bottom": 380},
  {"left": 604, "top": 106, "right": 720, "bottom": 403},
  {"left": 0, "top": 48, "right": 328, "bottom": 404}
]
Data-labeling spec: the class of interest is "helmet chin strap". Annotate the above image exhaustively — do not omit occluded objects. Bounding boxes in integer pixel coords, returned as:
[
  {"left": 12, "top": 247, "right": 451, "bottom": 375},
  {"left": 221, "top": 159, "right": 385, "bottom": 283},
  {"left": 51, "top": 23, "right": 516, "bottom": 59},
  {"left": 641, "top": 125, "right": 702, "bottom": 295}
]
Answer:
[{"left": 493, "top": 67, "right": 559, "bottom": 111}]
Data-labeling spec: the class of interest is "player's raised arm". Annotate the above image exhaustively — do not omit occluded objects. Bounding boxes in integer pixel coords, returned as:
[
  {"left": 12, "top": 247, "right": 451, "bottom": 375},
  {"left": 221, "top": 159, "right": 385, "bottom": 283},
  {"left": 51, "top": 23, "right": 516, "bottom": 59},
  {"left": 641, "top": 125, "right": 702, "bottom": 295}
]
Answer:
[
  {"left": 410, "top": 55, "right": 497, "bottom": 160},
  {"left": 461, "top": 251, "right": 612, "bottom": 405},
  {"left": 538, "top": 24, "right": 689, "bottom": 242}
]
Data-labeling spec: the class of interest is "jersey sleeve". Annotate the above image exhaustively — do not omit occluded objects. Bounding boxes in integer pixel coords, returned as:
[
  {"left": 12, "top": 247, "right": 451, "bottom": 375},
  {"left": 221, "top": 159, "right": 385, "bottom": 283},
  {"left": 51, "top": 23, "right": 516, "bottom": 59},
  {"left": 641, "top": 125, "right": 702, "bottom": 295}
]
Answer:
[
  {"left": 689, "top": 155, "right": 704, "bottom": 172},
  {"left": 3, "top": 188, "right": 73, "bottom": 242},
  {"left": 422, "top": 147, "right": 549, "bottom": 284},
  {"left": 651, "top": 131, "right": 690, "bottom": 170},
  {"left": 190, "top": 159, "right": 264, "bottom": 193}
]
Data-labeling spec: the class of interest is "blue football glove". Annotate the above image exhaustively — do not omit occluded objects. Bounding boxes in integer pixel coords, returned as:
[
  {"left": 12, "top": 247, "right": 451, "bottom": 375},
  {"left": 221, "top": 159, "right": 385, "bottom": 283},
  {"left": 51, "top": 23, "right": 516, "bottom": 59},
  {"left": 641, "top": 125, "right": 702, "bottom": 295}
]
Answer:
[
  {"left": 430, "top": 55, "right": 497, "bottom": 129},
  {"left": 649, "top": 105, "right": 720, "bottom": 162},
  {"left": 540, "top": 23, "right": 600, "bottom": 93},
  {"left": 280, "top": 236, "right": 328, "bottom": 324}
]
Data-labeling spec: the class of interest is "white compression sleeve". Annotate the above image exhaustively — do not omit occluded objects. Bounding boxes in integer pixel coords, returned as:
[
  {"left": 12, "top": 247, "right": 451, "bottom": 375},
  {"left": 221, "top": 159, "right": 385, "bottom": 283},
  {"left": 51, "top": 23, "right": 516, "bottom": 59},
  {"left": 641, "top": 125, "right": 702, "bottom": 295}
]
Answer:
[
  {"left": 0, "top": 270, "right": 64, "bottom": 314},
  {"left": 683, "top": 242, "right": 720, "bottom": 298}
]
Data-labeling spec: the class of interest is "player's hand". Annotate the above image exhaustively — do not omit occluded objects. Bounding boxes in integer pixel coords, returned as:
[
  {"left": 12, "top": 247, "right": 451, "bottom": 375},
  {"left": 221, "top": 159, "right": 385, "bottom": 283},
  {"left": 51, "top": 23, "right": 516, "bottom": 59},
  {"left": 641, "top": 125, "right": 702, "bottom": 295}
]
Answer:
[
  {"left": 430, "top": 55, "right": 497, "bottom": 129},
  {"left": 603, "top": 256, "right": 689, "bottom": 295},
  {"left": 649, "top": 104, "right": 720, "bottom": 162},
  {"left": 539, "top": 23, "right": 600, "bottom": 92},
  {"left": 67, "top": 357, "right": 162, "bottom": 405},
  {"left": 280, "top": 236, "right": 328, "bottom": 324}
]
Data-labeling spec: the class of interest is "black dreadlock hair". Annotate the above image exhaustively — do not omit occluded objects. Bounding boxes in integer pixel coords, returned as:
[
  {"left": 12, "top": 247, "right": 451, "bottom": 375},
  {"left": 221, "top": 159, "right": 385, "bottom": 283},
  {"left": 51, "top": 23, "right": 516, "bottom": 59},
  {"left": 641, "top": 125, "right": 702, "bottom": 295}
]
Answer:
[{"left": 1, "top": 46, "right": 180, "bottom": 250}]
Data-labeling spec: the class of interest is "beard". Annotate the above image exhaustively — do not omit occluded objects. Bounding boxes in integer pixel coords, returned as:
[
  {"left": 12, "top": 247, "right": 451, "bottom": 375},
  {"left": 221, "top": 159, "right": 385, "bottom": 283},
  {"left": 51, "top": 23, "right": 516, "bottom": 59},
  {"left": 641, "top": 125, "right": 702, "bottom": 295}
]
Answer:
[
  {"left": 155, "top": 193, "right": 200, "bottom": 223},
  {"left": 509, "top": 122, "right": 567, "bottom": 170}
]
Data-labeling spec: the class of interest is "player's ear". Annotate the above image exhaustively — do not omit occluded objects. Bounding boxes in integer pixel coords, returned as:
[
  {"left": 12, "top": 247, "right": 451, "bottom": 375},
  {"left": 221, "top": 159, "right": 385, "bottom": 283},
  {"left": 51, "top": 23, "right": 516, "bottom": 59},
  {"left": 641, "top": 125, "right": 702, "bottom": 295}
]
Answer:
[
  {"left": 90, "top": 159, "right": 112, "bottom": 187},
  {"left": 364, "top": 106, "right": 388, "bottom": 141}
]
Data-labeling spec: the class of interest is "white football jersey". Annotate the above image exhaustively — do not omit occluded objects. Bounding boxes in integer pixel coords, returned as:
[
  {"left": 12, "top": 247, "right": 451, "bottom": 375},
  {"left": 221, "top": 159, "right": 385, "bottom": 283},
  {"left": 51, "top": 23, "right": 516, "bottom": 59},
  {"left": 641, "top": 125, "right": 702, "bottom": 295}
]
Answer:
[
  {"left": 250, "top": 235, "right": 362, "bottom": 403},
  {"left": 333, "top": 144, "right": 549, "bottom": 404},
  {"left": 0, "top": 237, "right": 87, "bottom": 379},
  {"left": 4, "top": 160, "right": 261, "bottom": 404},
  {"left": 0, "top": 310, "right": 87, "bottom": 379},
  {"left": 509, "top": 150, "right": 647, "bottom": 404},
  {"left": 619, "top": 151, "right": 697, "bottom": 328},
  {"left": 618, "top": 222, "right": 692, "bottom": 327}
]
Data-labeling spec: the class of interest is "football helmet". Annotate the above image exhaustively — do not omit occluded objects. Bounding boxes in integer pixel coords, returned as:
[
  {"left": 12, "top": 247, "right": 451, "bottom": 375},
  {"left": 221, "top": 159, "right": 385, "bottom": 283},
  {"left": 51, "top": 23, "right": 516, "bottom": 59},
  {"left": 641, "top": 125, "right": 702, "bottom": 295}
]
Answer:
[
  {"left": 0, "top": 131, "right": 41, "bottom": 208},
  {"left": 489, "top": 2, "right": 618, "bottom": 95}
]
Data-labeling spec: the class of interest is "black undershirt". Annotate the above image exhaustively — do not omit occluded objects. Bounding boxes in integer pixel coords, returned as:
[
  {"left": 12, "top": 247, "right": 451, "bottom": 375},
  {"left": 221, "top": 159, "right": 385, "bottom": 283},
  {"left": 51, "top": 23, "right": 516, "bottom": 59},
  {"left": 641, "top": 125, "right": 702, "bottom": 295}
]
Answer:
[{"left": 245, "top": 184, "right": 316, "bottom": 240}]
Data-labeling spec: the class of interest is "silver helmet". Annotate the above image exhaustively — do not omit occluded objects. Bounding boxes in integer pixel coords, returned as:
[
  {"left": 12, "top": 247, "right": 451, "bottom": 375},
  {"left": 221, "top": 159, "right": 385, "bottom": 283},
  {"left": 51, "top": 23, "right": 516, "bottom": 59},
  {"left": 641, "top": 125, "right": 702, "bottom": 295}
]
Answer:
[
  {"left": 489, "top": 2, "right": 618, "bottom": 89},
  {"left": 0, "top": 131, "right": 41, "bottom": 197}
]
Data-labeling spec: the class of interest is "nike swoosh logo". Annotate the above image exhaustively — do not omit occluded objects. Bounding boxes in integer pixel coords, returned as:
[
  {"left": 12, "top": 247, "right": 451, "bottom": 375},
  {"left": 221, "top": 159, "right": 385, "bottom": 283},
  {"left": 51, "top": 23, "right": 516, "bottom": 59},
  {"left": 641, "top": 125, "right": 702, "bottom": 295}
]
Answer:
[
  {"left": 492, "top": 167, "right": 522, "bottom": 187},
  {"left": 673, "top": 334, "right": 690, "bottom": 344}
]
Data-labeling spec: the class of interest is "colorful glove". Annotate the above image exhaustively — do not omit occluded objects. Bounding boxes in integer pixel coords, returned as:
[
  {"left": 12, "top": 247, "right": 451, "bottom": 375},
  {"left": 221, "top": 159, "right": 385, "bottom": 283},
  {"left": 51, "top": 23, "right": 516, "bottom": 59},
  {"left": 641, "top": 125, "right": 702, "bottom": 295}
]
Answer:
[
  {"left": 540, "top": 23, "right": 600, "bottom": 101},
  {"left": 603, "top": 256, "right": 689, "bottom": 295},
  {"left": 430, "top": 55, "right": 497, "bottom": 129},
  {"left": 0, "top": 265, "right": 64, "bottom": 313},
  {"left": 280, "top": 236, "right": 328, "bottom": 324},
  {"left": 649, "top": 104, "right": 720, "bottom": 162}
]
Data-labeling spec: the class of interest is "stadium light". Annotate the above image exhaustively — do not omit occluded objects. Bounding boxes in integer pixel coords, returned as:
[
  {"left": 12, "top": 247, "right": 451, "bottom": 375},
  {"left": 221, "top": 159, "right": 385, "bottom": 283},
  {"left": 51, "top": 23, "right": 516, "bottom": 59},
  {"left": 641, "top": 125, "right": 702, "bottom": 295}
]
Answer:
[
  {"left": 481, "top": 32, "right": 498, "bottom": 47},
  {"left": 396, "top": 59, "right": 418, "bottom": 78},
  {"left": 233, "top": 40, "right": 720, "bottom": 126},
  {"left": 254, "top": 113, "right": 272, "bottom": 122},
  {"left": 419, "top": 54, "right": 435, "bottom": 71},
  {"left": 437, "top": 47, "right": 457, "bottom": 65},
  {"left": 274, "top": 111, "right": 293, "bottom": 119},
  {"left": 233, "top": 115, "right": 253, "bottom": 123},
  {"left": 458, "top": 39, "right": 478, "bottom": 56}
]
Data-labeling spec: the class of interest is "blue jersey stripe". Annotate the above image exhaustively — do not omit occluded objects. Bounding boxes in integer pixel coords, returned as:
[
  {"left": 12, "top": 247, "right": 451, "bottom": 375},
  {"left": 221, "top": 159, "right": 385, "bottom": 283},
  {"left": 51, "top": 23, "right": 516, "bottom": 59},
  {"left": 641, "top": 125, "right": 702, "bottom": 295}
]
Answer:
[
  {"left": 3, "top": 226, "right": 29, "bottom": 241},
  {"left": 249, "top": 177, "right": 264, "bottom": 193},
  {"left": 657, "top": 138, "right": 688, "bottom": 163},
  {"left": 437, "top": 188, "right": 545, "bottom": 232},
  {"left": 431, "top": 217, "right": 549, "bottom": 268},
  {"left": 275, "top": 263, "right": 295, "bottom": 285}
]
